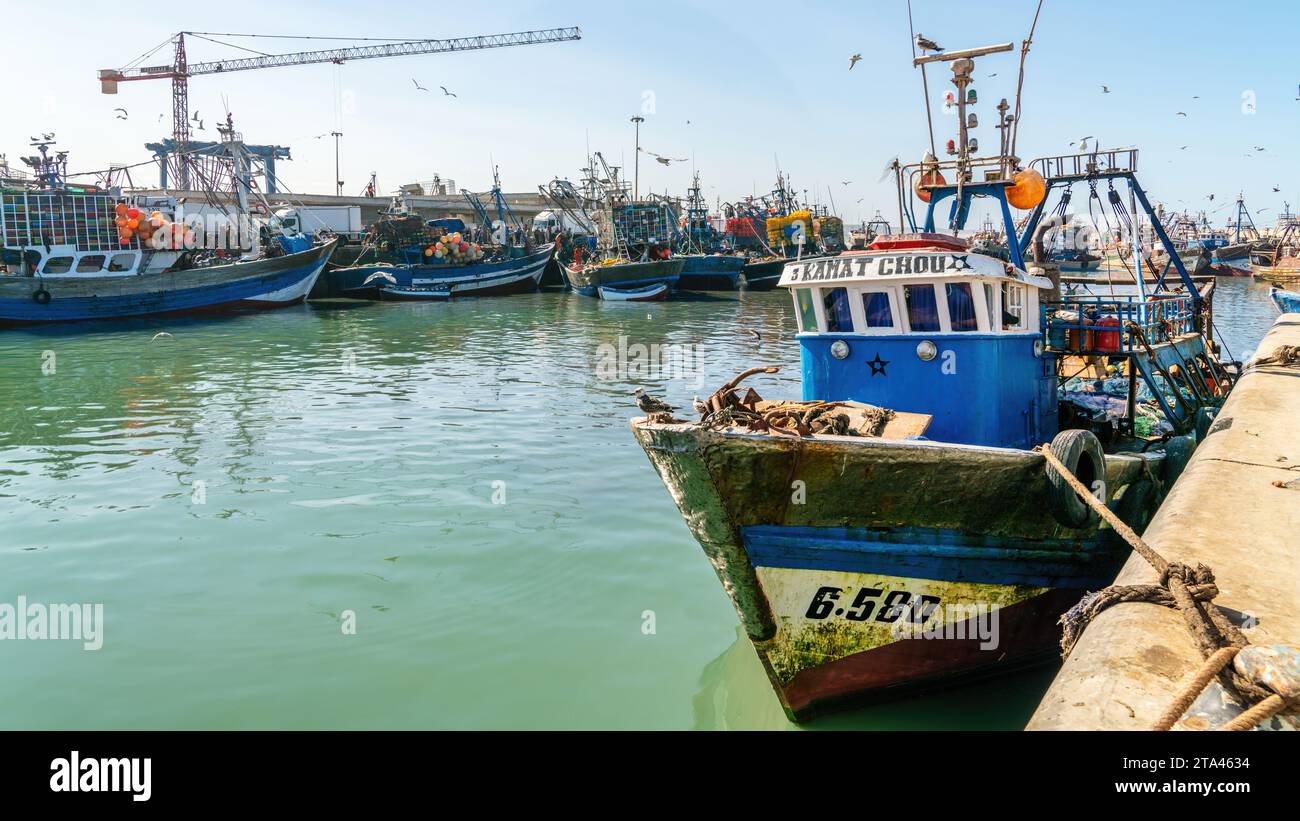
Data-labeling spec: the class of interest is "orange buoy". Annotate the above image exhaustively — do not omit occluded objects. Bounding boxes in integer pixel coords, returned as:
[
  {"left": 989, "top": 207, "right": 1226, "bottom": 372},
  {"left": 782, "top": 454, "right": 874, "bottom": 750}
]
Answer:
[
  {"left": 915, "top": 170, "right": 946, "bottom": 204},
  {"left": 1006, "top": 168, "right": 1046, "bottom": 210}
]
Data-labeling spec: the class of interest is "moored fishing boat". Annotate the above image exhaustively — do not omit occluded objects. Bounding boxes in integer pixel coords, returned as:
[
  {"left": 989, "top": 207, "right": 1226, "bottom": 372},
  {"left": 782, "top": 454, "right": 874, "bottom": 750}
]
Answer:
[
  {"left": 0, "top": 136, "right": 331, "bottom": 325},
  {"left": 630, "top": 35, "right": 1235, "bottom": 721},
  {"left": 563, "top": 256, "right": 683, "bottom": 296},
  {"left": 323, "top": 171, "right": 551, "bottom": 299},
  {"left": 1250, "top": 221, "right": 1300, "bottom": 283}
]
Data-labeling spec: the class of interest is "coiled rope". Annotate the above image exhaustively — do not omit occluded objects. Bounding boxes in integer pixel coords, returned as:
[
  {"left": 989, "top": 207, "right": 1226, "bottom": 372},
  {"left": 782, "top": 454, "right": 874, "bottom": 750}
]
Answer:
[{"left": 1038, "top": 443, "right": 1296, "bottom": 731}]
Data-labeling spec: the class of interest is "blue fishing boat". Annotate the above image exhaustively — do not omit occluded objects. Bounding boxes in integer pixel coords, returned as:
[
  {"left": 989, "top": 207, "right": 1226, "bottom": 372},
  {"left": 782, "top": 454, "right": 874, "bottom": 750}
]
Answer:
[
  {"left": 1271, "top": 286, "right": 1300, "bottom": 314},
  {"left": 631, "top": 36, "right": 1235, "bottom": 721},
  {"left": 334, "top": 242, "right": 553, "bottom": 299},
  {"left": 0, "top": 137, "right": 330, "bottom": 325},
  {"left": 324, "top": 170, "right": 552, "bottom": 300}
]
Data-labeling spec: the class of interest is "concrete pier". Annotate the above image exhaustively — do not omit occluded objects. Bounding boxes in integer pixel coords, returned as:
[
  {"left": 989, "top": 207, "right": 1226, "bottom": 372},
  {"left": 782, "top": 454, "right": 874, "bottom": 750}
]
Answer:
[{"left": 1028, "top": 313, "right": 1300, "bottom": 730}]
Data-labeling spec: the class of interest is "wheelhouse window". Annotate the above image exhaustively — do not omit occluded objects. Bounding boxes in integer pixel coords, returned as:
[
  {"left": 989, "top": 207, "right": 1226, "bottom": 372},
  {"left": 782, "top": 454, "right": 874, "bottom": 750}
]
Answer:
[
  {"left": 41, "top": 256, "right": 73, "bottom": 274},
  {"left": 76, "top": 255, "right": 106, "bottom": 273},
  {"left": 108, "top": 253, "right": 136, "bottom": 272},
  {"left": 822, "top": 287, "right": 853, "bottom": 332},
  {"left": 861, "top": 291, "right": 894, "bottom": 329},
  {"left": 945, "top": 282, "right": 979, "bottom": 331},
  {"left": 1002, "top": 283, "right": 1026, "bottom": 330},
  {"left": 903, "top": 284, "right": 940, "bottom": 332},
  {"left": 794, "top": 288, "right": 819, "bottom": 332}
]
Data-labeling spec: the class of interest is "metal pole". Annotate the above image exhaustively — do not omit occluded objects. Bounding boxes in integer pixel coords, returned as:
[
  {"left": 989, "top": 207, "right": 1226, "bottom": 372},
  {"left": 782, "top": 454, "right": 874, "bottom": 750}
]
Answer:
[
  {"left": 331, "top": 131, "right": 343, "bottom": 196},
  {"left": 630, "top": 116, "right": 643, "bottom": 199}
]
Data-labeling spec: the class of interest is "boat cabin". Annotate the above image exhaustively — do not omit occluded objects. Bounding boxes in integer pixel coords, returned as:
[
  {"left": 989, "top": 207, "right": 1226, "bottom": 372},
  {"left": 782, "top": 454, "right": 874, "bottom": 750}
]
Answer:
[{"left": 780, "top": 242, "right": 1058, "bottom": 449}]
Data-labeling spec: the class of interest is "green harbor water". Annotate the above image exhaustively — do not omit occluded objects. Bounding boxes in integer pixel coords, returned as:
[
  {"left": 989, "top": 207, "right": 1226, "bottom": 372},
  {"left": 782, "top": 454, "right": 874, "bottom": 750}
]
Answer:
[{"left": 0, "top": 277, "right": 1278, "bottom": 729}]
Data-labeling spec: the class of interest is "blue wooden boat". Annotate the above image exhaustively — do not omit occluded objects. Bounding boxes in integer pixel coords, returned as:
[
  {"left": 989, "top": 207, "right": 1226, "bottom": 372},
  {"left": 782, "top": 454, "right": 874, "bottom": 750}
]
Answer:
[
  {"left": 0, "top": 141, "right": 331, "bottom": 325},
  {"left": 631, "top": 39, "right": 1235, "bottom": 722},
  {"left": 1271, "top": 286, "right": 1300, "bottom": 314},
  {"left": 335, "top": 242, "right": 553, "bottom": 299}
]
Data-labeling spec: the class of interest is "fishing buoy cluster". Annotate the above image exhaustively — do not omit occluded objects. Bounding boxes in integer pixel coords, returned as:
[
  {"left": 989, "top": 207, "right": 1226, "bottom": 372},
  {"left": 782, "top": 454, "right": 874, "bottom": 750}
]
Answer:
[
  {"left": 114, "top": 203, "right": 194, "bottom": 249},
  {"left": 767, "top": 210, "right": 813, "bottom": 246},
  {"left": 423, "top": 231, "right": 484, "bottom": 265}
]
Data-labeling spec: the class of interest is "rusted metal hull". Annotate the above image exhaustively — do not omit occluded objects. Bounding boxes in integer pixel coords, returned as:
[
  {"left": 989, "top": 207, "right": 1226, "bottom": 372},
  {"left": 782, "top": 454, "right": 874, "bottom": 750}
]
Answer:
[{"left": 631, "top": 420, "right": 1174, "bottom": 721}]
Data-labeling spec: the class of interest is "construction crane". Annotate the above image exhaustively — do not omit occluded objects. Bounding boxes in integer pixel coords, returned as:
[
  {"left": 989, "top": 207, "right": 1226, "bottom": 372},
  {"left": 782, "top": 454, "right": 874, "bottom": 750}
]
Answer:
[{"left": 98, "top": 27, "right": 581, "bottom": 186}]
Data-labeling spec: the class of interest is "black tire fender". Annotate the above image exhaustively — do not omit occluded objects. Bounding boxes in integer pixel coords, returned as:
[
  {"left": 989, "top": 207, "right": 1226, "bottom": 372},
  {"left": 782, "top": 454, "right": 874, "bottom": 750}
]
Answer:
[
  {"left": 1045, "top": 428, "right": 1106, "bottom": 530},
  {"left": 32, "top": 288, "right": 51, "bottom": 305}
]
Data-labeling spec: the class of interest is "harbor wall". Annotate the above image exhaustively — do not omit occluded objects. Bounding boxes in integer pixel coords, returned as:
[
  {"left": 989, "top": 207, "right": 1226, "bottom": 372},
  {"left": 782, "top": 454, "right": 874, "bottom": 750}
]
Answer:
[{"left": 1027, "top": 313, "right": 1300, "bottom": 730}]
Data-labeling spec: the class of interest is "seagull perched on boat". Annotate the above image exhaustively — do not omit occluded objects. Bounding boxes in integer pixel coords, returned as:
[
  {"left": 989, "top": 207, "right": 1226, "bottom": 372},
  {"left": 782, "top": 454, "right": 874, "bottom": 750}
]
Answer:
[
  {"left": 915, "top": 34, "right": 942, "bottom": 53},
  {"left": 440, "top": 86, "right": 457, "bottom": 98},
  {"left": 634, "top": 388, "right": 674, "bottom": 414},
  {"left": 849, "top": 54, "right": 862, "bottom": 70},
  {"left": 692, "top": 396, "right": 710, "bottom": 417},
  {"left": 412, "top": 79, "right": 428, "bottom": 91},
  {"left": 113, "top": 108, "right": 128, "bottom": 120}
]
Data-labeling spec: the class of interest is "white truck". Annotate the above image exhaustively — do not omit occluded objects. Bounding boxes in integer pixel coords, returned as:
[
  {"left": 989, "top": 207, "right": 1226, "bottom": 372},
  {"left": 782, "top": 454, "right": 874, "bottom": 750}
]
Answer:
[{"left": 273, "top": 206, "right": 365, "bottom": 244}]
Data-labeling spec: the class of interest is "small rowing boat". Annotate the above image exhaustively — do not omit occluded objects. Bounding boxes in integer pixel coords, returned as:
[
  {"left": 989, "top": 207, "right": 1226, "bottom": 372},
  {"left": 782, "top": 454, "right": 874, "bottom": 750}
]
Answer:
[
  {"left": 1271, "top": 286, "right": 1300, "bottom": 314},
  {"left": 597, "top": 282, "right": 669, "bottom": 301}
]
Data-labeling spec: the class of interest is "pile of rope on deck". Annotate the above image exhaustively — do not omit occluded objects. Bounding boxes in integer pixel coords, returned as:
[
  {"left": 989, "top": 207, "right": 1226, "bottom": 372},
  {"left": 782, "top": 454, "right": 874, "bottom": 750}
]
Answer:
[
  {"left": 1246, "top": 344, "right": 1299, "bottom": 371},
  {"left": 1040, "top": 444, "right": 1298, "bottom": 731},
  {"left": 696, "top": 367, "right": 894, "bottom": 437}
]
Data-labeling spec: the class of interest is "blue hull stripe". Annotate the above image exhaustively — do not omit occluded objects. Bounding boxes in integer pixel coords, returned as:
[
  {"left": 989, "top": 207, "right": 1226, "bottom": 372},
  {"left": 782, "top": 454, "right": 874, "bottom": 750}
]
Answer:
[{"left": 741, "top": 525, "right": 1122, "bottom": 588}]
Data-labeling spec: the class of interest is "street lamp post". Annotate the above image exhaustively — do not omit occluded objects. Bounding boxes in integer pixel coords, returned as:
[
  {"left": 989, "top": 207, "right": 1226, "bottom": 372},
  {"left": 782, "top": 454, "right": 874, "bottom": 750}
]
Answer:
[
  {"left": 331, "top": 131, "right": 343, "bottom": 196},
  {"left": 630, "top": 116, "right": 644, "bottom": 199}
]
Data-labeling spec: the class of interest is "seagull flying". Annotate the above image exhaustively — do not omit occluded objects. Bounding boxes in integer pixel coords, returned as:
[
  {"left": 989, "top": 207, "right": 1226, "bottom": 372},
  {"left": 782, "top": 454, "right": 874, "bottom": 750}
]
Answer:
[
  {"left": 634, "top": 388, "right": 674, "bottom": 414},
  {"left": 440, "top": 86, "right": 457, "bottom": 97},
  {"left": 1254, "top": 146, "right": 1266, "bottom": 152},
  {"left": 363, "top": 270, "right": 399, "bottom": 287},
  {"left": 849, "top": 54, "right": 862, "bottom": 70},
  {"left": 191, "top": 111, "right": 200, "bottom": 122},
  {"left": 915, "top": 34, "right": 942, "bottom": 52},
  {"left": 841, "top": 180, "right": 852, "bottom": 185},
  {"left": 151, "top": 332, "right": 172, "bottom": 341},
  {"left": 412, "top": 79, "right": 428, "bottom": 91},
  {"left": 113, "top": 108, "right": 128, "bottom": 120},
  {"left": 1100, "top": 85, "right": 1111, "bottom": 93},
  {"left": 1273, "top": 185, "right": 1282, "bottom": 192},
  {"left": 641, "top": 149, "right": 687, "bottom": 166},
  {"left": 1207, "top": 193, "right": 1215, "bottom": 201},
  {"left": 1176, "top": 111, "right": 1187, "bottom": 117},
  {"left": 1179, "top": 145, "right": 1189, "bottom": 150}
]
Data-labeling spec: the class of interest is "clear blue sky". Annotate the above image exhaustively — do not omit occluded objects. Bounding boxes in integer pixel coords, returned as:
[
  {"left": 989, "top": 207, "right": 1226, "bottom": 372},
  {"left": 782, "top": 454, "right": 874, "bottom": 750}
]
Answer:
[{"left": 4, "top": 0, "right": 1297, "bottom": 226}]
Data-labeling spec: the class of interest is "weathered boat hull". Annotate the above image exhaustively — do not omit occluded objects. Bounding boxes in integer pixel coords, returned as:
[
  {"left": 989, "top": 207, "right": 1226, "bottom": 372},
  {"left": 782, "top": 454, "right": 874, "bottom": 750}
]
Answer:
[
  {"left": 676, "top": 254, "right": 747, "bottom": 291},
  {"left": 330, "top": 243, "right": 553, "bottom": 300},
  {"left": 562, "top": 258, "right": 683, "bottom": 297},
  {"left": 0, "top": 240, "right": 334, "bottom": 325},
  {"left": 631, "top": 420, "right": 1180, "bottom": 721}
]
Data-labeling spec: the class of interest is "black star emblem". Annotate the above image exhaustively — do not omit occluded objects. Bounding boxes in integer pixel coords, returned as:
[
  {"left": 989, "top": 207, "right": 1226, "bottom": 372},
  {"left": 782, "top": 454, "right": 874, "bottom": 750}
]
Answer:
[
  {"left": 950, "top": 254, "right": 973, "bottom": 271},
  {"left": 867, "top": 353, "right": 890, "bottom": 376}
]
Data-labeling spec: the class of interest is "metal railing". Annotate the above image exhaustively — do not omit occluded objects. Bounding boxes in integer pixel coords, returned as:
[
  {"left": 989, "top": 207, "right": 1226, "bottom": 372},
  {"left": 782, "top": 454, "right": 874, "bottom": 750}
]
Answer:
[{"left": 1043, "top": 292, "right": 1194, "bottom": 355}]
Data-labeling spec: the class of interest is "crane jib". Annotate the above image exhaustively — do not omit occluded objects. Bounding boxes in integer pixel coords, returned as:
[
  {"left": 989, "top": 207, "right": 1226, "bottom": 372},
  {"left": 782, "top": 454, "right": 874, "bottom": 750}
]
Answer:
[{"left": 107, "top": 28, "right": 582, "bottom": 81}]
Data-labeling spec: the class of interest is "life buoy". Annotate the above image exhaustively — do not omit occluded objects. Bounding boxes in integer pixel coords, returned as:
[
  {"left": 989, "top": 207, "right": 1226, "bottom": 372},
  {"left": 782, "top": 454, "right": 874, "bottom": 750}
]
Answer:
[
  {"left": 1044, "top": 428, "right": 1106, "bottom": 529},
  {"left": 32, "top": 288, "right": 51, "bottom": 305},
  {"left": 252, "top": 203, "right": 270, "bottom": 217}
]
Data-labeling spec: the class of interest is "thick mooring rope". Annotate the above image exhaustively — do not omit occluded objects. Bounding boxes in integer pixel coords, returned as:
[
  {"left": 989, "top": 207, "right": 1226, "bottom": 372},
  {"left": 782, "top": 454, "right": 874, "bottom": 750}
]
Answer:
[{"left": 1038, "top": 444, "right": 1293, "bottom": 730}]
